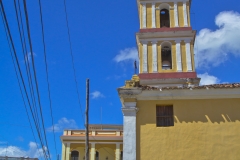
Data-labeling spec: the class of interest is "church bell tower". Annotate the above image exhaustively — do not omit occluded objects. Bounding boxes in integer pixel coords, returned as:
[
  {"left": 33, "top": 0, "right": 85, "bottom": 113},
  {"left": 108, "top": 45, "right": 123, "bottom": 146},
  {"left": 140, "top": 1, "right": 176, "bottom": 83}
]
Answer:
[{"left": 136, "top": 0, "right": 199, "bottom": 87}]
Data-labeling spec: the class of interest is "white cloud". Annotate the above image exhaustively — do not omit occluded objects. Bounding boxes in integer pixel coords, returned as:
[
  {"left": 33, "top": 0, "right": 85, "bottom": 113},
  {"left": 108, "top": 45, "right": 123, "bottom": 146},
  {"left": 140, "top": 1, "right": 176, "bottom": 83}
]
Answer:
[
  {"left": 47, "top": 117, "right": 78, "bottom": 132},
  {"left": 195, "top": 11, "right": 240, "bottom": 68},
  {"left": 25, "top": 52, "right": 36, "bottom": 63},
  {"left": 91, "top": 91, "right": 105, "bottom": 99},
  {"left": 113, "top": 47, "right": 138, "bottom": 63},
  {"left": 198, "top": 73, "right": 220, "bottom": 85},
  {"left": 0, "top": 142, "right": 46, "bottom": 158}
]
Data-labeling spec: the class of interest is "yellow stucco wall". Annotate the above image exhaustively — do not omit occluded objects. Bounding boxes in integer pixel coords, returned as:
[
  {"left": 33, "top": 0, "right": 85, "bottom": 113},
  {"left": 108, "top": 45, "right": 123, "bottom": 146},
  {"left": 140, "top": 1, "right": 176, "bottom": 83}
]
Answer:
[
  {"left": 155, "top": 4, "right": 160, "bottom": 28},
  {"left": 181, "top": 41, "right": 187, "bottom": 72},
  {"left": 169, "top": 3, "right": 175, "bottom": 28},
  {"left": 178, "top": 2, "right": 184, "bottom": 27},
  {"left": 146, "top": 4, "right": 152, "bottom": 28},
  {"left": 147, "top": 42, "right": 152, "bottom": 73},
  {"left": 187, "top": 2, "right": 191, "bottom": 27},
  {"left": 136, "top": 98, "right": 240, "bottom": 160}
]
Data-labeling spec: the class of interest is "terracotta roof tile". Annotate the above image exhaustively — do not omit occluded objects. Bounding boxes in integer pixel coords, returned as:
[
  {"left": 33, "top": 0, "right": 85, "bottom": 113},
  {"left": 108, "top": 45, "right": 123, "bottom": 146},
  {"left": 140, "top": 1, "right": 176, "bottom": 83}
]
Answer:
[{"left": 141, "top": 83, "right": 240, "bottom": 91}]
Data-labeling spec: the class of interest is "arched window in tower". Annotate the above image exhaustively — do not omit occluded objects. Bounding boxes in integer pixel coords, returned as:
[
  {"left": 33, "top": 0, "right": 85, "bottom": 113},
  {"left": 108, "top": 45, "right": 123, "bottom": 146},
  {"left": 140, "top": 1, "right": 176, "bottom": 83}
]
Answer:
[
  {"left": 160, "top": 9, "right": 170, "bottom": 28},
  {"left": 71, "top": 151, "right": 79, "bottom": 160},
  {"left": 161, "top": 43, "right": 172, "bottom": 70},
  {"left": 95, "top": 151, "right": 99, "bottom": 160}
]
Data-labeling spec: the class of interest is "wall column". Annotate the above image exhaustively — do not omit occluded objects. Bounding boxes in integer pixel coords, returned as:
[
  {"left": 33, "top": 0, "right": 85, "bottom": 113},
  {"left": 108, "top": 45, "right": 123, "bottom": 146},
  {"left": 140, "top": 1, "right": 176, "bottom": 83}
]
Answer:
[
  {"left": 183, "top": 1, "right": 188, "bottom": 27},
  {"left": 90, "top": 143, "right": 96, "bottom": 160},
  {"left": 142, "top": 3, "right": 147, "bottom": 28},
  {"left": 185, "top": 39, "right": 192, "bottom": 71},
  {"left": 115, "top": 143, "right": 121, "bottom": 160},
  {"left": 62, "top": 143, "right": 66, "bottom": 160},
  {"left": 122, "top": 102, "right": 138, "bottom": 160},
  {"left": 174, "top": 2, "right": 179, "bottom": 27},
  {"left": 152, "top": 3, "right": 156, "bottom": 28},
  {"left": 66, "top": 143, "right": 70, "bottom": 160},
  {"left": 175, "top": 40, "right": 182, "bottom": 72},
  {"left": 152, "top": 41, "right": 158, "bottom": 72},
  {"left": 142, "top": 41, "right": 148, "bottom": 73}
]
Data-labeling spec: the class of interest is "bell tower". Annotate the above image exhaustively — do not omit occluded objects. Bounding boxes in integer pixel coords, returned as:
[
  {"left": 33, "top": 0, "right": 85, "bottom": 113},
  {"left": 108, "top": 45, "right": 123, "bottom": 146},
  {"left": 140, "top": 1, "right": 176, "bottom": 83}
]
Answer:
[{"left": 136, "top": 0, "right": 200, "bottom": 87}]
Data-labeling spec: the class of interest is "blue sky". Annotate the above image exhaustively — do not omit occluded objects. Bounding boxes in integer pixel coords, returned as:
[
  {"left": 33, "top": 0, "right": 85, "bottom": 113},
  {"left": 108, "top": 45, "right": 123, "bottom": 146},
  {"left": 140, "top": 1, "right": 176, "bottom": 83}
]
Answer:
[{"left": 0, "top": 0, "right": 240, "bottom": 159}]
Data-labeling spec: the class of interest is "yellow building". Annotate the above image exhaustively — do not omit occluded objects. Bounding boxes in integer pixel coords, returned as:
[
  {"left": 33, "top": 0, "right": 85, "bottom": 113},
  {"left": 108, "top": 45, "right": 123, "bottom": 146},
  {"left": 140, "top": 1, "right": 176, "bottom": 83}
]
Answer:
[
  {"left": 117, "top": 0, "right": 240, "bottom": 160},
  {"left": 61, "top": 125, "right": 123, "bottom": 160},
  {"left": 61, "top": 0, "right": 240, "bottom": 159}
]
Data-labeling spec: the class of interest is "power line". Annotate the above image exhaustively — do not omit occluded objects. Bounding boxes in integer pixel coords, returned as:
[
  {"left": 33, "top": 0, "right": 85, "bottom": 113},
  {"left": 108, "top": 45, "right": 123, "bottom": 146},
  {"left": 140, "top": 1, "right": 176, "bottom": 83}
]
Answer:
[
  {"left": 37, "top": 0, "right": 58, "bottom": 157},
  {"left": 0, "top": 1, "right": 48, "bottom": 159},
  {"left": 0, "top": 3, "right": 44, "bottom": 160},
  {"left": 63, "top": 0, "right": 84, "bottom": 125},
  {"left": 22, "top": 0, "right": 51, "bottom": 159},
  {"left": 13, "top": 0, "right": 43, "bottom": 142}
]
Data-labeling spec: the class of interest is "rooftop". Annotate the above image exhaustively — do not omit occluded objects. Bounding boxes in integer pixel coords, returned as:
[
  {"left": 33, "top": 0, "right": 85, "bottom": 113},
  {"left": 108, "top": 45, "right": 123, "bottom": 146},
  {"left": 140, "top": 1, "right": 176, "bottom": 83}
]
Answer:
[{"left": 141, "top": 83, "right": 240, "bottom": 91}]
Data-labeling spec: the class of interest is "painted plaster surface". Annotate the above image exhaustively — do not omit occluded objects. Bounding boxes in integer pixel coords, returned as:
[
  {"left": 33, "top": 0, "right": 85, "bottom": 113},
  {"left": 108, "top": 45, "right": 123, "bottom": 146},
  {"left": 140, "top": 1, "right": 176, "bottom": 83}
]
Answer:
[
  {"left": 136, "top": 99, "right": 240, "bottom": 160},
  {"left": 123, "top": 115, "right": 136, "bottom": 160}
]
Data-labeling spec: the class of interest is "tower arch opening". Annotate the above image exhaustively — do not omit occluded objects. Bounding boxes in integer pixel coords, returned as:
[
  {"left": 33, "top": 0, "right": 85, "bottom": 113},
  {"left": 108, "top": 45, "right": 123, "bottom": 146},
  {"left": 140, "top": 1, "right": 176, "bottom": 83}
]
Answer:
[
  {"left": 159, "top": 3, "right": 170, "bottom": 28},
  {"left": 161, "top": 41, "right": 172, "bottom": 70},
  {"left": 160, "top": 9, "right": 170, "bottom": 28}
]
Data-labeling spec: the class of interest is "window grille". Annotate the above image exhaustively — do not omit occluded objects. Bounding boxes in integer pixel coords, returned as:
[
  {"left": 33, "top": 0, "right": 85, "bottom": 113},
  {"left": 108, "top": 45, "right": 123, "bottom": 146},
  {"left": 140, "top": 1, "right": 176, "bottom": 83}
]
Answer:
[{"left": 156, "top": 106, "right": 174, "bottom": 127}]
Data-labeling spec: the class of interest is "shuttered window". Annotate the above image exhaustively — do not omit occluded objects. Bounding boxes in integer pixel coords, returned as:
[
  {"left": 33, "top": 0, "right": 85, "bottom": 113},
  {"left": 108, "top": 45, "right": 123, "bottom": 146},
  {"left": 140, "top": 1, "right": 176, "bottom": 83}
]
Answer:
[{"left": 156, "top": 105, "right": 174, "bottom": 127}]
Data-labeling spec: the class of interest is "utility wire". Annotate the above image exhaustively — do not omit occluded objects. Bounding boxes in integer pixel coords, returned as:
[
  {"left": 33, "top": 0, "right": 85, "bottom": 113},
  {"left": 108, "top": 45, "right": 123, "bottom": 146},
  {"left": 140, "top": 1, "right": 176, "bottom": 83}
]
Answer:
[
  {"left": 0, "top": 3, "right": 44, "bottom": 160},
  {"left": 14, "top": 0, "right": 45, "bottom": 157},
  {"left": 62, "top": 2, "right": 119, "bottom": 159},
  {"left": 63, "top": 0, "right": 84, "bottom": 125},
  {"left": 14, "top": 0, "right": 42, "bottom": 140},
  {"left": 37, "top": 0, "right": 58, "bottom": 157},
  {"left": 22, "top": 0, "right": 51, "bottom": 159},
  {"left": 0, "top": 1, "right": 48, "bottom": 159}
]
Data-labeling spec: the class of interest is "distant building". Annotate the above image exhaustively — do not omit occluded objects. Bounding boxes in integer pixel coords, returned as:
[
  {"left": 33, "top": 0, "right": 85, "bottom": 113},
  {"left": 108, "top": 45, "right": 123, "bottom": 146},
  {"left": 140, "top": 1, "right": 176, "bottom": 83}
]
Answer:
[
  {"left": 0, "top": 157, "right": 38, "bottom": 160},
  {"left": 61, "top": 125, "right": 123, "bottom": 160}
]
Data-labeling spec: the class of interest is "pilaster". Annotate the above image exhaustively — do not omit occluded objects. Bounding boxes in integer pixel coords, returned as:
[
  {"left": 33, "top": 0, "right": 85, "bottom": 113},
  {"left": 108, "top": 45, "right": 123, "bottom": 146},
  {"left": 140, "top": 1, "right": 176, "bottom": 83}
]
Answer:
[
  {"left": 142, "top": 41, "right": 148, "bottom": 73},
  {"left": 183, "top": 1, "right": 188, "bottom": 27},
  {"left": 90, "top": 143, "right": 96, "bottom": 160},
  {"left": 175, "top": 40, "right": 182, "bottom": 72},
  {"left": 152, "top": 3, "right": 156, "bottom": 28},
  {"left": 122, "top": 102, "right": 138, "bottom": 160},
  {"left": 152, "top": 41, "right": 158, "bottom": 72},
  {"left": 62, "top": 143, "right": 66, "bottom": 160},
  {"left": 142, "top": 3, "right": 147, "bottom": 28},
  {"left": 66, "top": 143, "right": 70, "bottom": 160},
  {"left": 115, "top": 143, "right": 121, "bottom": 160},
  {"left": 185, "top": 39, "right": 192, "bottom": 71},
  {"left": 174, "top": 2, "right": 179, "bottom": 27}
]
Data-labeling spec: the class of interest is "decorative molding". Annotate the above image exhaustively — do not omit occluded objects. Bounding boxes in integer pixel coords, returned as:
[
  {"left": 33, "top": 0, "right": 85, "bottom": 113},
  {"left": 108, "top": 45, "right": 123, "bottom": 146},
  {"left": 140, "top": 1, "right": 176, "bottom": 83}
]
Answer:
[
  {"left": 122, "top": 102, "right": 137, "bottom": 160},
  {"left": 183, "top": 2, "right": 188, "bottom": 27},
  {"left": 174, "top": 2, "right": 179, "bottom": 27},
  {"left": 143, "top": 43, "right": 148, "bottom": 73},
  {"left": 185, "top": 41, "right": 192, "bottom": 71},
  {"left": 152, "top": 3, "right": 156, "bottom": 28},
  {"left": 140, "top": 37, "right": 192, "bottom": 44},
  {"left": 142, "top": 3, "right": 147, "bottom": 28},
  {"left": 152, "top": 43, "right": 158, "bottom": 72},
  {"left": 175, "top": 41, "right": 182, "bottom": 72}
]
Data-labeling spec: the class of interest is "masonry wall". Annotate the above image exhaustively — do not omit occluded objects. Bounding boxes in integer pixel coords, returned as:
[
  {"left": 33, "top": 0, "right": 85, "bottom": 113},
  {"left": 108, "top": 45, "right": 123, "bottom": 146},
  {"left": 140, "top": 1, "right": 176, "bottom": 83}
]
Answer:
[{"left": 136, "top": 98, "right": 240, "bottom": 160}]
